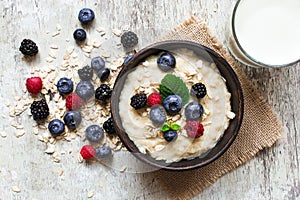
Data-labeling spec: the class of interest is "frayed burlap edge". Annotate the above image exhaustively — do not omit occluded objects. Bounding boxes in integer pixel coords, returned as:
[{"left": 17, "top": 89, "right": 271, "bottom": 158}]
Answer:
[{"left": 155, "top": 16, "right": 283, "bottom": 200}]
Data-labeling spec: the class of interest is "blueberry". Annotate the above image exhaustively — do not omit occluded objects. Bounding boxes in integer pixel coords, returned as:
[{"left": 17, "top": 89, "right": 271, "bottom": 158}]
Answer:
[
  {"left": 185, "top": 102, "right": 204, "bottom": 121},
  {"left": 85, "top": 125, "right": 104, "bottom": 143},
  {"left": 149, "top": 105, "right": 166, "bottom": 126},
  {"left": 91, "top": 56, "right": 105, "bottom": 71},
  {"left": 75, "top": 81, "right": 95, "bottom": 100},
  {"left": 95, "top": 146, "right": 112, "bottom": 159},
  {"left": 63, "top": 111, "right": 82, "bottom": 129},
  {"left": 163, "top": 95, "right": 182, "bottom": 115},
  {"left": 48, "top": 119, "right": 65, "bottom": 137},
  {"left": 164, "top": 130, "right": 178, "bottom": 142},
  {"left": 97, "top": 68, "right": 110, "bottom": 82},
  {"left": 123, "top": 54, "right": 134, "bottom": 65},
  {"left": 78, "top": 8, "right": 95, "bottom": 24},
  {"left": 157, "top": 52, "right": 176, "bottom": 71},
  {"left": 57, "top": 77, "right": 74, "bottom": 95},
  {"left": 73, "top": 29, "right": 87, "bottom": 42}
]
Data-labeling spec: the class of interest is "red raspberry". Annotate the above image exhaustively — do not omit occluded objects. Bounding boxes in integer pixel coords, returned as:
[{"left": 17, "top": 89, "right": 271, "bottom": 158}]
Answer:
[
  {"left": 80, "top": 145, "right": 96, "bottom": 160},
  {"left": 147, "top": 93, "right": 162, "bottom": 106},
  {"left": 65, "top": 93, "right": 84, "bottom": 110},
  {"left": 184, "top": 121, "right": 204, "bottom": 138},
  {"left": 26, "top": 77, "right": 43, "bottom": 94}
]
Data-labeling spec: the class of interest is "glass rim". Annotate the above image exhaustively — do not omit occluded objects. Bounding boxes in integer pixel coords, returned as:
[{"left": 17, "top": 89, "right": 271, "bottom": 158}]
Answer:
[{"left": 231, "top": 0, "right": 300, "bottom": 68}]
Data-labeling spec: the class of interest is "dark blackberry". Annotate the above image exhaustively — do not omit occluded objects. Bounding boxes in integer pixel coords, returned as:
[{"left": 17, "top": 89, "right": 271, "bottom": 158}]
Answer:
[
  {"left": 78, "top": 65, "right": 93, "bottom": 81},
  {"left": 121, "top": 31, "right": 138, "bottom": 48},
  {"left": 95, "top": 84, "right": 112, "bottom": 103},
  {"left": 191, "top": 83, "right": 207, "bottom": 98},
  {"left": 130, "top": 93, "right": 147, "bottom": 109},
  {"left": 103, "top": 117, "right": 116, "bottom": 134},
  {"left": 30, "top": 99, "right": 49, "bottom": 121},
  {"left": 19, "top": 39, "right": 38, "bottom": 56}
]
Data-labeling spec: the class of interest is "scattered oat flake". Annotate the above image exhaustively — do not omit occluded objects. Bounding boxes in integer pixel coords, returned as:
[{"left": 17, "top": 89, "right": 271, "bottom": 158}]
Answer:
[
  {"left": 83, "top": 53, "right": 90, "bottom": 58},
  {"left": 58, "top": 169, "right": 64, "bottom": 176},
  {"left": 78, "top": 154, "right": 83, "bottom": 163},
  {"left": 53, "top": 157, "right": 61, "bottom": 163},
  {"left": 48, "top": 51, "right": 56, "bottom": 59},
  {"left": 93, "top": 41, "right": 101, "bottom": 48},
  {"left": 52, "top": 31, "right": 60, "bottom": 37},
  {"left": 50, "top": 44, "right": 59, "bottom": 49},
  {"left": 33, "top": 127, "right": 39, "bottom": 135},
  {"left": 99, "top": 181, "right": 104, "bottom": 187},
  {"left": 112, "top": 28, "right": 122, "bottom": 36},
  {"left": 119, "top": 166, "right": 127, "bottom": 173},
  {"left": 5, "top": 99, "right": 11, "bottom": 107},
  {"left": 67, "top": 46, "right": 74, "bottom": 54},
  {"left": 45, "top": 144, "right": 56, "bottom": 154},
  {"left": 15, "top": 130, "right": 25, "bottom": 138},
  {"left": 0, "top": 131, "right": 7, "bottom": 138},
  {"left": 46, "top": 57, "right": 54, "bottom": 63},
  {"left": 56, "top": 24, "right": 61, "bottom": 31},
  {"left": 11, "top": 186, "right": 21, "bottom": 193},
  {"left": 96, "top": 27, "right": 105, "bottom": 33},
  {"left": 88, "top": 191, "right": 94, "bottom": 198}
]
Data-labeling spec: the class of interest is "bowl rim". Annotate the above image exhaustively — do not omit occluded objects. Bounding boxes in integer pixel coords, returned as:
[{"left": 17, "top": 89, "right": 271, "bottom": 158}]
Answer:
[{"left": 111, "top": 40, "right": 244, "bottom": 171}]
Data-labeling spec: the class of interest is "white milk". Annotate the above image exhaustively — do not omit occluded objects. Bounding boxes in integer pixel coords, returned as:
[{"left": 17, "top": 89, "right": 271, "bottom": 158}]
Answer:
[{"left": 232, "top": 0, "right": 300, "bottom": 67}]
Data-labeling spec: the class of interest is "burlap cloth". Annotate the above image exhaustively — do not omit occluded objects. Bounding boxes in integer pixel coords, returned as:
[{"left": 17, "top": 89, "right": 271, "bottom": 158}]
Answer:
[{"left": 155, "top": 16, "right": 283, "bottom": 200}]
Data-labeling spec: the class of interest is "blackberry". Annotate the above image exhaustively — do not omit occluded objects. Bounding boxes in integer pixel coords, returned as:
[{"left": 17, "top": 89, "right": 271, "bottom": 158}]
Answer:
[
  {"left": 130, "top": 93, "right": 147, "bottom": 109},
  {"left": 191, "top": 83, "right": 207, "bottom": 98},
  {"left": 19, "top": 39, "right": 38, "bottom": 56},
  {"left": 78, "top": 65, "right": 93, "bottom": 81},
  {"left": 121, "top": 31, "right": 138, "bottom": 48},
  {"left": 30, "top": 99, "right": 49, "bottom": 121},
  {"left": 103, "top": 117, "right": 116, "bottom": 134},
  {"left": 95, "top": 84, "right": 112, "bottom": 103}
]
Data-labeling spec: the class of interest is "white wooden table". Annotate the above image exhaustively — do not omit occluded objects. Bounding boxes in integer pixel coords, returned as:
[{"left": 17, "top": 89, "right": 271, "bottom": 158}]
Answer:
[{"left": 0, "top": 0, "right": 299, "bottom": 199}]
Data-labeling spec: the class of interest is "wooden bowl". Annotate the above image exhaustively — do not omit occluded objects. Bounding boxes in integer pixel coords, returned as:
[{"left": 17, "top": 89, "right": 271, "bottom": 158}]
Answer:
[{"left": 111, "top": 40, "right": 244, "bottom": 171}]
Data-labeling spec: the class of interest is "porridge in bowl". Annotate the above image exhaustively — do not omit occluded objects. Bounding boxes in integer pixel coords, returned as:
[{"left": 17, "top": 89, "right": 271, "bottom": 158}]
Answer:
[{"left": 117, "top": 48, "right": 236, "bottom": 163}]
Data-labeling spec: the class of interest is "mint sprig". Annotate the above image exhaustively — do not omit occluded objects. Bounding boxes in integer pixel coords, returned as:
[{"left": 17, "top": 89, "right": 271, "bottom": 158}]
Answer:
[
  {"left": 159, "top": 74, "right": 189, "bottom": 106},
  {"left": 161, "top": 120, "right": 181, "bottom": 132}
]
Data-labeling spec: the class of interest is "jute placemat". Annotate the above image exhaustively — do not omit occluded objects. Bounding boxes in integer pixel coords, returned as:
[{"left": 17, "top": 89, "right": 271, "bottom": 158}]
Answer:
[{"left": 155, "top": 16, "right": 282, "bottom": 200}]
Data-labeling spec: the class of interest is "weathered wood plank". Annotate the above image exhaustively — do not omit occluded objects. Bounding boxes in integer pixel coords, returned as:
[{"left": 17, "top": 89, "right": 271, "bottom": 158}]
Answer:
[{"left": 0, "top": 0, "right": 299, "bottom": 199}]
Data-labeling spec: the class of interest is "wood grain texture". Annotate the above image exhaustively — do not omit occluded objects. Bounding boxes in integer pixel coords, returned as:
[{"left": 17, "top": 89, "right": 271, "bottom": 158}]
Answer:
[{"left": 0, "top": 0, "right": 299, "bottom": 199}]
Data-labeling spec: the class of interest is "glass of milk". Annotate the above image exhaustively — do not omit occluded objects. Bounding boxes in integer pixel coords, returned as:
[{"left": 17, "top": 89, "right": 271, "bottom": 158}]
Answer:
[{"left": 227, "top": 0, "right": 300, "bottom": 68}]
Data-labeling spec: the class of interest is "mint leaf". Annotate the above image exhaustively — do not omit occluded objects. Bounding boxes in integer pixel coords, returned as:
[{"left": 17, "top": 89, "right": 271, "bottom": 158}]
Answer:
[
  {"left": 159, "top": 85, "right": 174, "bottom": 101},
  {"left": 160, "top": 74, "right": 189, "bottom": 105},
  {"left": 170, "top": 123, "right": 181, "bottom": 131},
  {"left": 161, "top": 124, "right": 170, "bottom": 132}
]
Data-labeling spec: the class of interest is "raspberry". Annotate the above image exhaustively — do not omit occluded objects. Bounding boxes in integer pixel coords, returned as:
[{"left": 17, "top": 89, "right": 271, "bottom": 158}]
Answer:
[
  {"left": 184, "top": 121, "right": 204, "bottom": 138},
  {"left": 26, "top": 77, "right": 43, "bottom": 94},
  {"left": 80, "top": 145, "right": 96, "bottom": 160},
  {"left": 19, "top": 39, "right": 38, "bottom": 56},
  {"left": 147, "top": 93, "right": 162, "bottom": 106},
  {"left": 30, "top": 99, "right": 50, "bottom": 121},
  {"left": 130, "top": 93, "right": 147, "bottom": 109},
  {"left": 65, "top": 93, "right": 84, "bottom": 110}
]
